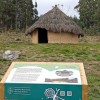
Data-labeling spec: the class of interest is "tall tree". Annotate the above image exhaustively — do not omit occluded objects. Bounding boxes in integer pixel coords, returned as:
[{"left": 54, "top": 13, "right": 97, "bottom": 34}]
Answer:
[
  {"left": 14, "top": 0, "right": 38, "bottom": 31},
  {"left": 92, "top": 0, "right": 100, "bottom": 32},
  {"left": 0, "top": 0, "right": 38, "bottom": 32},
  {"left": 75, "top": 0, "right": 100, "bottom": 29}
]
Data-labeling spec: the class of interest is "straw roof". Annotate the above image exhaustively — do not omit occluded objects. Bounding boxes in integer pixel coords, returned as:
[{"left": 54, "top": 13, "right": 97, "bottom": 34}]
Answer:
[{"left": 26, "top": 5, "right": 84, "bottom": 36}]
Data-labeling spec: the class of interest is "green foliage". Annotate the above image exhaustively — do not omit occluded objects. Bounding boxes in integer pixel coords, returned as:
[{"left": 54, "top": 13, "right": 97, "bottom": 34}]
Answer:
[
  {"left": 0, "top": 0, "right": 38, "bottom": 32},
  {"left": 71, "top": 16, "right": 84, "bottom": 29},
  {"left": 75, "top": 0, "right": 100, "bottom": 35}
]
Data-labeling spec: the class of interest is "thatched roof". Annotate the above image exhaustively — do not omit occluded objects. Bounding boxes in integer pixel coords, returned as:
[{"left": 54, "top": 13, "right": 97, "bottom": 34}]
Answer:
[{"left": 26, "top": 5, "right": 84, "bottom": 36}]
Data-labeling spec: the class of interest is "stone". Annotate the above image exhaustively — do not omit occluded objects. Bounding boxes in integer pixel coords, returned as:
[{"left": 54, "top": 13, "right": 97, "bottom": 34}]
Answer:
[{"left": 3, "top": 50, "right": 21, "bottom": 60}]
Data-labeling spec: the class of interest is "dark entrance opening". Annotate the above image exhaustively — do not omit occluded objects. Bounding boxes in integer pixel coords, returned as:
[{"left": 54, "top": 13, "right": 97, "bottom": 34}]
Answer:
[{"left": 38, "top": 28, "right": 48, "bottom": 43}]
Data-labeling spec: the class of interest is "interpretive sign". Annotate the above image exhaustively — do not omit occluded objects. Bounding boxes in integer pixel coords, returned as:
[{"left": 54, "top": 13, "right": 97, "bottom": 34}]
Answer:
[{"left": 0, "top": 62, "right": 88, "bottom": 100}]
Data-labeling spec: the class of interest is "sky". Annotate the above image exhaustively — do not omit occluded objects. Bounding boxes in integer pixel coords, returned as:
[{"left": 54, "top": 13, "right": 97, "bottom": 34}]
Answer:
[{"left": 32, "top": 0, "right": 79, "bottom": 18}]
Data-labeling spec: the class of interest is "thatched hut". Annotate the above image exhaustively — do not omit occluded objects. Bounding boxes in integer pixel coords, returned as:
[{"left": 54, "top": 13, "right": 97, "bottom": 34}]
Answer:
[{"left": 26, "top": 5, "right": 84, "bottom": 43}]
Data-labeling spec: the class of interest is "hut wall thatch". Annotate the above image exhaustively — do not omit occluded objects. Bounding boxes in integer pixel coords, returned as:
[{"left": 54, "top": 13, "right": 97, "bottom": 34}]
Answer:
[
  {"left": 48, "top": 32, "right": 78, "bottom": 43},
  {"left": 31, "top": 31, "right": 79, "bottom": 43},
  {"left": 31, "top": 31, "right": 38, "bottom": 43}
]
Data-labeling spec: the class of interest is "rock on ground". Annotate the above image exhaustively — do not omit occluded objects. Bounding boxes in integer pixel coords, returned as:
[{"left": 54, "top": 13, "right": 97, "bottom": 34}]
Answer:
[{"left": 3, "top": 50, "right": 21, "bottom": 60}]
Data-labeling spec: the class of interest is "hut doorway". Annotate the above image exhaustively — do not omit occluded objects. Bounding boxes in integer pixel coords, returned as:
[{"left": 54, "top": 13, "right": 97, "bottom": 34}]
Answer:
[{"left": 38, "top": 28, "right": 48, "bottom": 43}]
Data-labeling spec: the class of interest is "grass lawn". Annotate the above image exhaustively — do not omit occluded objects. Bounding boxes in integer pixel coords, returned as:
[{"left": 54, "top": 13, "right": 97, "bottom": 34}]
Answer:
[{"left": 0, "top": 33, "right": 100, "bottom": 100}]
